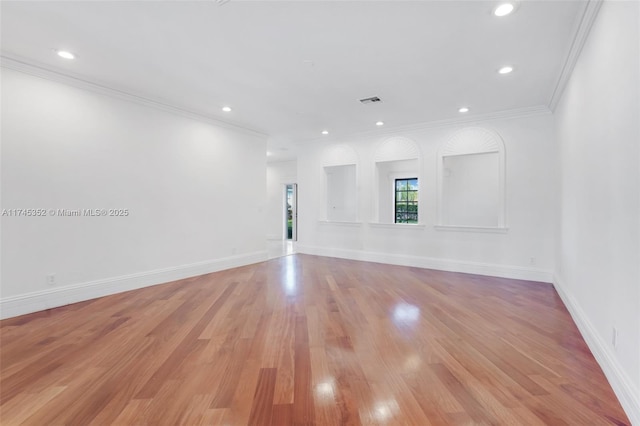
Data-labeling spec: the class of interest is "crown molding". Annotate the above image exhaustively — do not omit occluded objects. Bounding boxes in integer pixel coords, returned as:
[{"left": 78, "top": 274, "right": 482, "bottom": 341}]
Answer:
[
  {"left": 296, "top": 105, "right": 551, "bottom": 146},
  {"left": 0, "top": 54, "right": 268, "bottom": 139},
  {"left": 548, "top": 0, "right": 603, "bottom": 111}
]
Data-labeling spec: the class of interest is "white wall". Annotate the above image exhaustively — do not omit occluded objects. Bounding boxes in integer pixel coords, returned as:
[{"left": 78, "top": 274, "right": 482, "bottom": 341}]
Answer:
[
  {"left": 296, "top": 113, "right": 556, "bottom": 282},
  {"left": 266, "top": 160, "right": 296, "bottom": 240},
  {"left": 0, "top": 68, "right": 267, "bottom": 317},
  {"left": 553, "top": 1, "right": 640, "bottom": 422}
]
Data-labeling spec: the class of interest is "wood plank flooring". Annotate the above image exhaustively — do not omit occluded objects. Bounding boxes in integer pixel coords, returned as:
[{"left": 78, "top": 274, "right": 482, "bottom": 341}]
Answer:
[{"left": 0, "top": 254, "right": 630, "bottom": 425}]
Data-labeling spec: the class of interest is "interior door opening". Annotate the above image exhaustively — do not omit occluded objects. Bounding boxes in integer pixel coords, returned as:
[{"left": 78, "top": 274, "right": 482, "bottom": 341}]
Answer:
[{"left": 285, "top": 183, "right": 297, "bottom": 241}]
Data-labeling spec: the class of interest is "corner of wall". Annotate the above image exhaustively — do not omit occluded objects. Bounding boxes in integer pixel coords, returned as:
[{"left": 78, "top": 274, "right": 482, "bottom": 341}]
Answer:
[
  {"left": 553, "top": 274, "right": 640, "bottom": 425},
  {"left": 0, "top": 251, "right": 268, "bottom": 320},
  {"left": 298, "top": 244, "right": 553, "bottom": 283}
]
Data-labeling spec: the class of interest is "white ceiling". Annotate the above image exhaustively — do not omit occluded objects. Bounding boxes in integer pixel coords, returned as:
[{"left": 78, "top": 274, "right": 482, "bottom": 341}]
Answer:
[{"left": 1, "top": 1, "right": 586, "bottom": 161}]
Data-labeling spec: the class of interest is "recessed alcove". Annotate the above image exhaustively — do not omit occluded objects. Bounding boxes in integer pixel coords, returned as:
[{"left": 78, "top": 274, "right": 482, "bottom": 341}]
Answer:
[
  {"left": 437, "top": 127, "right": 506, "bottom": 231},
  {"left": 325, "top": 164, "right": 357, "bottom": 222},
  {"left": 373, "top": 137, "right": 421, "bottom": 224},
  {"left": 320, "top": 144, "right": 359, "bottom": 223}
]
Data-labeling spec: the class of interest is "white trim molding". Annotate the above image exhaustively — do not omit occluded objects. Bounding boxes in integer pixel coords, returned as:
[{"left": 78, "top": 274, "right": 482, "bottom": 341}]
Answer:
[
  {"left": 317, "top": 220, "right": 363, "bottom": 228},
  {"left": 296, "top": 105, "right": 552, "bottom": 146},
  {"left": 434, "top": 225, "right": 509, "bottom": 234},
  {"left": 0, "top": 251, "right": 268, "bottom": 320},
  {"left": 367, "top": 222, "right": 426, "bottom": 230},
  {"left": 549, "top": 0, "right": 604, "bottom": 110},
  {"left": 297, "top": 244, "right": 552, "bottom": 283},
  {"left": 553, "top": 274, "right": 640, "bottom": 425},
  {"left": 0, "top": 54, "right": 267, "bottom": 139}
]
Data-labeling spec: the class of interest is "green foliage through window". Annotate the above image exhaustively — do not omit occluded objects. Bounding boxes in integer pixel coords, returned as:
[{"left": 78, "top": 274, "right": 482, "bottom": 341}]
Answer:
[{"left": 395, "top": 178, "right": 418, "bottom": 223}]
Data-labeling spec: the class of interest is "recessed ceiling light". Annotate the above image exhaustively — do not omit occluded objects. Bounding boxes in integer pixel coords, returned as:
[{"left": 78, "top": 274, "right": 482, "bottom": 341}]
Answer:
[
  {"left": 321, "top": 130, "right": 329, "bottom": 135},
  {"left": 458, "top": 107, "right": 469, "bottom": 113},
  {"left": 498, "top": 66, "right": 514, "bottom": 74},
  {"left": 222, "top": 106, "right": 232, "bottom": 112},
  {"left": 267, "top": 151, "right": 273, "bottom": 156},
  {"left": 494, "top": 3, "right": 514, "bottom": 17},
  {"left": 376, "top": 121, "right": 384, "bottom": 126},
  {"left": 56, "top": 50, "right": 75, "bottom": 60}
]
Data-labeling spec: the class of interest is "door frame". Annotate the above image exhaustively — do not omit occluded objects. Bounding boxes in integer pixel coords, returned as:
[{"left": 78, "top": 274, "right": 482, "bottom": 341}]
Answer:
[{"left": 284, "top": 183, "right": 297, "bottom": 241}]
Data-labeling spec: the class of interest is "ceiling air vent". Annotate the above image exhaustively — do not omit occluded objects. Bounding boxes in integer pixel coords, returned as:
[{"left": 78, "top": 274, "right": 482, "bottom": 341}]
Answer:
[{"left": 359, "top": 96, "right": 381, "bottom": 104}]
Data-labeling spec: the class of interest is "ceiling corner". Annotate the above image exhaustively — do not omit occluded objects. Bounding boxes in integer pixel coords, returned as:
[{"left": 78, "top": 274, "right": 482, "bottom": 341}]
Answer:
[{"left": 548, "top": 0, "right": 604, "bottom": 111}]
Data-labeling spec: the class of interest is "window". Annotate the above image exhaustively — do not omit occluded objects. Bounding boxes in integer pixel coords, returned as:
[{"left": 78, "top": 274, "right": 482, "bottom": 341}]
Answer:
[{"left": 395, "top": 178, "right": 418, "bottom": 223}]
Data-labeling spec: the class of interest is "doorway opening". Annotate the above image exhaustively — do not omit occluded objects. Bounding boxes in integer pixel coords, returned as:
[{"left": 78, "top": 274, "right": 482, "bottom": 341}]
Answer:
[{"left": 285, "top": 183, "right": 297, "bottom": 241}]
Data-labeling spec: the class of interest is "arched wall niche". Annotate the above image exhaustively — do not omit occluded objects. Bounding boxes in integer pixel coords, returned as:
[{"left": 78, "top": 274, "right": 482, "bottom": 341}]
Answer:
[
  {"left": 440, "top": 127, "right": 505, "bottom": 156},
  {"left": 322, "top": 144, "right": 358, "bottom": 167},
  {"left": 437, "top": 127, "right": 507, "bottom": 229},
  {"left": 373, "top": 136, "right": 421, "bottom": 163},
  {"left": 373, "top": 137, "right": 422, "bottom": 224},
  {"left": 321, "top": 144, "right": 359, "bottom": 222}
]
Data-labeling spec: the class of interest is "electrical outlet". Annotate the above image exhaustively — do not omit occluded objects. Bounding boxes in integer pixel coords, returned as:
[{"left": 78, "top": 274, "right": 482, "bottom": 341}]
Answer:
[
  {"left": 612, "top": 327, "right": 618, "bottom": 349},
  {"left": 46, "top": 274, "right": 56, "bottom": 286},
  {"left": 529, "top": 257, "right": 536, "bottom": 266}
]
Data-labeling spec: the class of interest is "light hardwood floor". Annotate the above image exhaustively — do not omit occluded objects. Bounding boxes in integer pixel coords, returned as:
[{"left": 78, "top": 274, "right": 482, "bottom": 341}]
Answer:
[{"left": 0, "top": 254, "right": 630, "bottom": 425}]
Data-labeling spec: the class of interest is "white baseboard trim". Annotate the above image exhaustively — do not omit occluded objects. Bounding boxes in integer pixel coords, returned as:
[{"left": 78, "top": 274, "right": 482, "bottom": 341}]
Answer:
[
  {"left": 553, "top": 274, "right": 640, "bottom": 425},
  {"left": 296, "top": 244, "right": 552, "bottom": 283},
  {"left": 0, "top": 251, "right": 268, "bottom": 320}
]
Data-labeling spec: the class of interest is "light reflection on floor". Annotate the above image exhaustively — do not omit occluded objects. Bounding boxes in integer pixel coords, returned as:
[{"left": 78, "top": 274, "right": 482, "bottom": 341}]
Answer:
[
  {"left": 267, "top": 239, "right": 295, "bottom": 259},
  {"left": 370, "top": 399, "right": 400, "bottom": 423},
  {"left": 392, "top": 302, "right": 420, "bottom": 324},
  {"left": 284, "top": 255, "right": 297, "bottom": 295},
  {"left": 314, "top": 377, "right": 336, "bottom": 403}
]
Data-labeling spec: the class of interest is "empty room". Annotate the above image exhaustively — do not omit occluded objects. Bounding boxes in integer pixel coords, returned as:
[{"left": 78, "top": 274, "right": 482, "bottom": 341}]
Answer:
[{"left": 1, "top": 0, "right": 638, "bottom": 425}]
